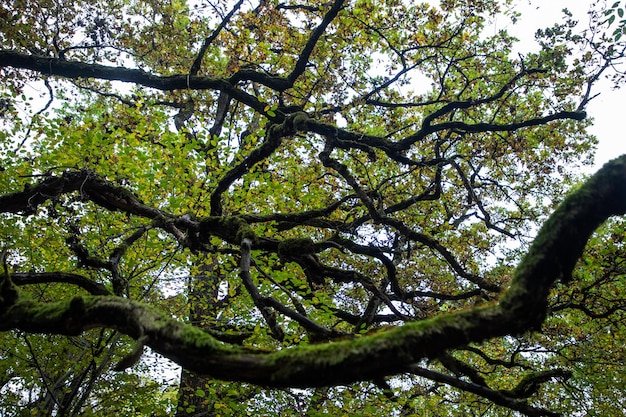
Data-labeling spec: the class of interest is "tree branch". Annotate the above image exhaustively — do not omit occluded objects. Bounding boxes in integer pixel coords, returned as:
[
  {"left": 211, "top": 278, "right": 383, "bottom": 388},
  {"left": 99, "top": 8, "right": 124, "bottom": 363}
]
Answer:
[
  {"left": 189, "top": 0, "right": 245, "bottom": 77},
  {"left": 286, "top": 0, "right": 346, "bottom": 86},
  {"left": 0, "top": 50, "right": 269, "bottom": 113},
  {"left": 407, "top": 365, "right": 562, "bottom": 417},
  {"left": 1, "top": 155, "right": 625, "bottom": 389},
  {"left": 12, "top": 272, "right": 111, "bottom": 296}
]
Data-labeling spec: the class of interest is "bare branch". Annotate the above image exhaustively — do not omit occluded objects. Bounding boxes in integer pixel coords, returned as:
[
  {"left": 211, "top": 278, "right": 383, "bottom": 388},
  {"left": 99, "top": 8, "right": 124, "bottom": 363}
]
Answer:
[{"left": 286, "top": 0, "right": 346, "bottom": 86}]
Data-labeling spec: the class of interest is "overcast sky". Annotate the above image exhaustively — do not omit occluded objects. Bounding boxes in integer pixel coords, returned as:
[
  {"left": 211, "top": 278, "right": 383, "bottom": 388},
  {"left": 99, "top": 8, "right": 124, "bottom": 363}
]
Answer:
[{"left": 509, "top": 0, "right": 625, "bottom": 170}]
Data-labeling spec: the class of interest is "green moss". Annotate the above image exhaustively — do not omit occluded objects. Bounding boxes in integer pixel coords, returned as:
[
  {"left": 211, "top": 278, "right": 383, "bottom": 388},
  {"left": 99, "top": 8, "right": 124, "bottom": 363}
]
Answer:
[
  {"left": 277, "top": 238, "right": 315, "bottom": 258},
  {"left": 28, "top": 299, "right": 74, "bottom": 320},
  {"left": 69, "top": 296, "right": 86, "bottom": 315},
  {"left": 235, "top": 224, "right": 256, "bottom": 244},
  {"left": 178, "top": 322, "right": 224, "bottom": 350},
  {"left": 260, "top": 311, "right": 468, "bottom": 383},
  {"left": 0, "top": 272, "right": 20, "bottom": 312},
  {"left": 292, "top": 112, "right": 309, "bottom": 130},
  {"left": 199, "top": 215, "right": 257, "bottom": 245}
]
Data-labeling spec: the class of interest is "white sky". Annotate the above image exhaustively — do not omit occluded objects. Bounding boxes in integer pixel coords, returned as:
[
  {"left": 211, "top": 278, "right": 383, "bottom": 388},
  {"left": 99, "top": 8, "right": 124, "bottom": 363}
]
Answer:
[{"left": 509, "top": 0, "right": 626, "bottom": 169}]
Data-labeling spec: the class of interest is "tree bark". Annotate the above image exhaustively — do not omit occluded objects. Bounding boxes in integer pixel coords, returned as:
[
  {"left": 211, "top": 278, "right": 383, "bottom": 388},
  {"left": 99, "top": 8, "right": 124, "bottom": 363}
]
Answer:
[{"left": 175, "top": 257, "right": 223, "bottom": 417}]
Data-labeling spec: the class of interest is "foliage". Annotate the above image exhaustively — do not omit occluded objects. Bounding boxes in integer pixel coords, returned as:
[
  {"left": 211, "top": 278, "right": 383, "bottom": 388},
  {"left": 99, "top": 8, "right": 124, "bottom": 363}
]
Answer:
[
  {"left": 0, "top": 0, "right": 625, "bottom": 416},
  {"left": 605, "top": 1, "right": 626, "bottom": 40}
]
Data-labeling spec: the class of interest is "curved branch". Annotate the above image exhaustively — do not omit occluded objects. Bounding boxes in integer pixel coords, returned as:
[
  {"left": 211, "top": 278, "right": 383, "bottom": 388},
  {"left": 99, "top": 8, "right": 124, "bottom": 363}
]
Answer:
[
  {"left": 501, "top": 369, "right": 572, "bottom": 399},
  {"left": 420, "top": 69, "right": 547, "bottom": 130},
  {"left": 0, "top": 169, "right": 167, "bottom": 219},
  {"left": 12, "top": 272, "right": 110, "bottom": 295},
  {"left": 0, "top": 155, "right": 625, "bottom": 389},
  {"left": 239, "top": 239, "right": 284, "bottom": 341},
  {"left": 210, "top": 120, "right": 290, "bottom": 215},
  {"left": 407, "top": 365, "right": 561, "bottom": 417},
  {"left": 0, "top": 50, "right": 269, "bottom": 113},
  {"left": 189, "top": 0, "right": 245, "bottom": 77},
  {"left": 401, "top": 110, "right": 587, "bottom": 148}
]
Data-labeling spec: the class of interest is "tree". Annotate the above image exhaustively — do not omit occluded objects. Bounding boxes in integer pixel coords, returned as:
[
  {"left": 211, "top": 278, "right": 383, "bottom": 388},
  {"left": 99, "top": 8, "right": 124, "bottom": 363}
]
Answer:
[{"left": 0, "top": 0, "right": 625, "bottom": 415}]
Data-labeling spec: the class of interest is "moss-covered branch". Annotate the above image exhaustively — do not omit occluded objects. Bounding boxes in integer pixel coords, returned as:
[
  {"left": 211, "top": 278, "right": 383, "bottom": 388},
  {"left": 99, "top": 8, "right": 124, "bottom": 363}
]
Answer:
[{"left": 0, "top": 156, "right": 625, "bottom": 388}]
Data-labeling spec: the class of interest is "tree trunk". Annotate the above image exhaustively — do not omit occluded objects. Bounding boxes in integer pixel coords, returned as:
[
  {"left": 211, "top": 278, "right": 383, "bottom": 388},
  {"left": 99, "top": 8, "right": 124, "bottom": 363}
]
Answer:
[{"left": 175, "top": 257, "right": 223, "bottom": 417}]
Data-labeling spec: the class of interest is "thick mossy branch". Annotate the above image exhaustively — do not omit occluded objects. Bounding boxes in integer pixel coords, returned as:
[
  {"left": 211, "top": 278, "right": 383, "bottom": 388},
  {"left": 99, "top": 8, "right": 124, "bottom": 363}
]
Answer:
[
  {"left": 0, "top": 295, "right": 248, "bottom": 353},
  {"left": 198, "top": 216, "right": 257, "bottom": 244},
  {"left": 500, "top": 154, "right": 626, "bottom": 328},
  {"left": 277, "top": 237, "right": 316, "bottom": 259},
  {"left": 0, "top": 156, "right": 625, "bottom": 387}
]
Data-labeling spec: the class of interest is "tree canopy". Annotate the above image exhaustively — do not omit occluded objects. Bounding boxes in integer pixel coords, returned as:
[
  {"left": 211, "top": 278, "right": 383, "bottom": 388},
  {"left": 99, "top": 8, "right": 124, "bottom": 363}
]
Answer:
[{"left": 1, "top": 0, "right": 626, "bottom": 415}]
